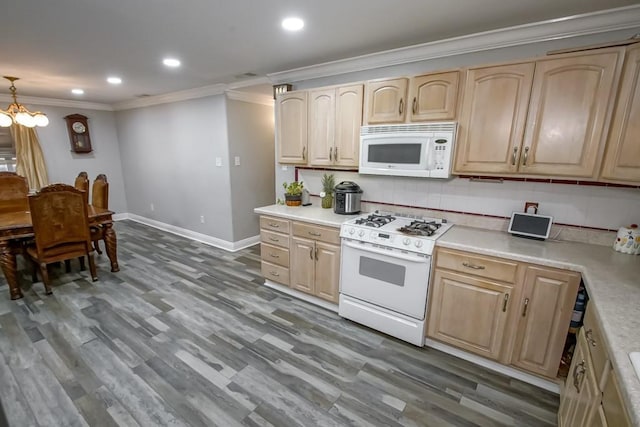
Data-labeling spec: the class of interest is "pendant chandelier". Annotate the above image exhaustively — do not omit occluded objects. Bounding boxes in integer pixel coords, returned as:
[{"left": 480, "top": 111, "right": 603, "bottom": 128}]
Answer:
[{"left": 0, "top": 76, "right": 49, "bottom": 128}]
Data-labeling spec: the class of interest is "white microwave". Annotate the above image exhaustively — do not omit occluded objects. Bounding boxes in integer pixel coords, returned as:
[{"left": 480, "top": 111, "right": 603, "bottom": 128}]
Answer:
[{"left": 359, "top": 122, "right": 457, "bottom": 178}]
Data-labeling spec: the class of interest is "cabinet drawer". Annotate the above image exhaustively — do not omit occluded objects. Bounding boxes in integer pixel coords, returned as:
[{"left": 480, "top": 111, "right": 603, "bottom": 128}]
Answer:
[
  {"left": 583, "top": 303, "right": 609, "bottom": 387},
  {"left": 292, "top": 222, "right": 340, "bottom": 244},
  {"left": 260, "top": 229, "right": 289, "bottom": 248},
  {"left": 260, "top": 243, "right": 289, "bottom": 268},
  {"left": 261, "top": 261, "right": 290, "bottom": 286},
  {"left": 260, "top": 216, "right": 290, "bottom": 233},
  {"left": 436, "top": 248, "right": 518, "bottom": 283}
]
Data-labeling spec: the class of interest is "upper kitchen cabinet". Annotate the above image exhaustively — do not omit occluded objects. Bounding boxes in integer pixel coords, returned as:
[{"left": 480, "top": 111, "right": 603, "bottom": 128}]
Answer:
[
  {"left": 600, "top": 43, "right": 640, "bottom": 183},
  {"left": 276, "top": 91, "right": 308, "bottom": 164},
  {"left": 520, "top": 48, "right": 623, "bottom": 177},
  {"left": 364, "top": 78, "right": 408, "bottom": 124},
  {"left": 364, "top": 71, "right": 460, "bottom": 125},
  {"left": 408, "top": 71, "right": 460, "bottom": 121},
  {"left": 308, "top": 84, "right": 363, "bottom": 168},
  {"left": 454, "top": 62, "right": 535, "bottom": 174}
]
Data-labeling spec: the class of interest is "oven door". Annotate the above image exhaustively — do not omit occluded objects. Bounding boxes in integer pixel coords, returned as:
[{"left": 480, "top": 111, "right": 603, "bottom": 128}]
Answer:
[{"left": 340, "top": 240, "right": 431, "bottom": 319}]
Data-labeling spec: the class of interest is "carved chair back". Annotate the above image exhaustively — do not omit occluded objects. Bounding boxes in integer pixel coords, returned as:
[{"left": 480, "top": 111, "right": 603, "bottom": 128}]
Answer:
[
  {"left": 74, "top": 171, "right": 89, "bottom": 205},
  {"left": 91, "top": 174, "right": 109, "bottom": 209},
  {"left": 0, "top": 172, "right": 29, "bottom": 213}
]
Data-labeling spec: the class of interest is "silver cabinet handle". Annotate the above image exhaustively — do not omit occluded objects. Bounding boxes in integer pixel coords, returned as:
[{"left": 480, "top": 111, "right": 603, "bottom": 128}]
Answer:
[
  {"left": 269, "top": 271, "right": 280, "bottom": 277},
  {"left": 585, "top": 329, "right": 596, "bottom": 347},
  {"left": 329, "top": 147, "right": 333, "bottom": 161},
  {"left": 462, "top": 262, "right": 485, "bottom": 270},
  {"left": 314, "top": 247, "right": 318, "bottom": 261},
  {"left": 269, "top": 253, "right": 279, "bottom": 259},
  {"left": 502, "top": 294, "right": 509, "bottom": 312},
  {"left": 522, "top": 297, "right": 530, "bottom": 317},
  {"left": 334, "top": 146, "right": 338, "bottom": 161},
  {"left": 268, "top": 222, "right": 279, "bottom": 228},
  {"left": 302, "top": 146, "right": 306, "bottom": 161},
  {"left": 512, "top": 147, "right": 518, "bottom": 166},
  {"left": 399, "top": 98, "right": 404, "bottom": 115},
  {"left": 412, "top": 97, "right": 417, "bottom": 115},
  {"left": 573, "top": 360, "right": 586, "bottom": 393},
  {"left": 268, "top": 236, "right": 279, "bottom": 242},
  {"left": 309, "top": 247, "right": 313, "bottom": 260},
  {"left": 308, "top": 231, "right": 321, "bottom": 237},
  {"left": 522, "top": 146, "right": 529, "bottom": 166}
]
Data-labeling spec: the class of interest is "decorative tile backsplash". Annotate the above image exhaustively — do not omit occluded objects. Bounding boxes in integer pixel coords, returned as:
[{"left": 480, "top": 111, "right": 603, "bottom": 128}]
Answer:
[{"left": 297, "top": 169, "right": 640, "bottom": 246}]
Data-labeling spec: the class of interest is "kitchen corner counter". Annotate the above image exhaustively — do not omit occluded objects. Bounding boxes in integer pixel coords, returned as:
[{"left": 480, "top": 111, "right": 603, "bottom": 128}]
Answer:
[
  {"left": 437, "top": 225, "right": 640, "bottom": 425},
  {"left": 254, "top": 204, "right": 357, "bottom": 228}
]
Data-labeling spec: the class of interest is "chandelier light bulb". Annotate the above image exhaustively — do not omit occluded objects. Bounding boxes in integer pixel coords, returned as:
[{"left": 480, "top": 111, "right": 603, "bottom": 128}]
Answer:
[
  {"left": 34, "top": 114, "right": 49, "bottom": 127},
  {"left": 0, "top": 112, "right": 11, "bottom": 127},
  {"left": 15, "top": 111, "right": 36, "bottom": 127}
]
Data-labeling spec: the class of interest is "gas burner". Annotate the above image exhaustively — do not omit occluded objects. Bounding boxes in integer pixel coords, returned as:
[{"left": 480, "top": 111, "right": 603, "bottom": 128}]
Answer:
[
  {"left": 397, "top": 220, "right": 442, "bottom": 237},
  {"left": 354, "top": 213, "right": 396, "bottom": 228}
]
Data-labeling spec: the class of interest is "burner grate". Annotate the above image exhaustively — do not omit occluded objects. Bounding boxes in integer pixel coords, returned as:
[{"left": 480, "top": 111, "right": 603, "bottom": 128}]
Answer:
[
  {"left": 397, "top": 220, "right": 442, "bottom": 236},
  {"left": 355, "top": 214, "right": 396, "bottom": 228}
]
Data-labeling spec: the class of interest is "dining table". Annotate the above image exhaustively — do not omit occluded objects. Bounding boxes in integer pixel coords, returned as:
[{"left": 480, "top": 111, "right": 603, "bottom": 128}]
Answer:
[{"left": 0, "top": 205, "right": 119, "bottom": 300}]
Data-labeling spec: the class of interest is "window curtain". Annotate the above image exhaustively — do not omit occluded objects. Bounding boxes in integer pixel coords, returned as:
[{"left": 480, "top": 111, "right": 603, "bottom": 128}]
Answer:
[{"left": 10, "top": 124, "right": 49, "bottom": 190}]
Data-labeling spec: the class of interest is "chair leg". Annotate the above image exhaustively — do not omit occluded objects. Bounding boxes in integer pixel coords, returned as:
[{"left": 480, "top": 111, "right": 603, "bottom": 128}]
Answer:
[
  {"left": 94, "top": 241, "right": 102, "bottom": 255},
  {"left": 39, "top": 263, "right": 52, "bottom": 294},
  {"left": 31, "top": 259, "right": 39, "bottom": 283},
  {"left": 87, "top": 253, "right": 98, "bottom": 282},
  {"left": 79, "top": 256, "right": 86, "bottom": 271},
  {"left": 65, "top": 259, "right": 71, "bottom": 273}
]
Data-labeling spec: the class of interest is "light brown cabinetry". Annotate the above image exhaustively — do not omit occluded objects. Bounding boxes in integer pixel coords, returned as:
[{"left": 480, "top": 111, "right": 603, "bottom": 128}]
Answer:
[
  {"left": 364, "top": 71, "right": 460, "bottom": 124},
  {"left": 259, "top": 216, "right": 291, "bottom": 285},
  {"left": 276, "top": 91, "right": 308, "bottom": 164},
  {"left": 290, "top": 221, "right": 341, "bottom": 303},
  {"left": 601, "top": 369, "right": 632, "bottom": 427},
  {"left": 428, "top": 247, "right": 580, "bottom": 378},
  {"left": 601, "top": 43, "right": 640, "bottom": 183},
  {"left": 454, "top": 48, "right": 624, "bottom": 178},
  {"left": 308, "top": 84, "right": 363, "bottom": 167},
  {"left": 510, "top": 266, "right": 581, "bottom": 377}
]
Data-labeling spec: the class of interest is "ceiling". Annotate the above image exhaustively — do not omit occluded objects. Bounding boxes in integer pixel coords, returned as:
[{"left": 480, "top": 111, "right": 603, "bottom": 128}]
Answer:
[{"left": 0, "top": 0, "right": 638, "bottom": 105}]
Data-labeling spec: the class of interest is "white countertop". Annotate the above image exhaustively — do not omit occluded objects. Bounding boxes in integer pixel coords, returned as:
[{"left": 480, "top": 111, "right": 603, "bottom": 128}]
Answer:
[
  {"left": 254, "top": 205, "right": 640, "bottom": 424},
  {"left": 437, "top": 226, "right": 640, "bottom": 426}
]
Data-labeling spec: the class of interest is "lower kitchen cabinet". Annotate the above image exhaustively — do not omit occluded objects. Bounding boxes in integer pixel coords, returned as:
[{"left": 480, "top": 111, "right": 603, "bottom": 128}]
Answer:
[
  {"left": 510, "top": 266, "right": 581, "bottom": 377},
  {"left": 427, "top": 270, "right": 513, "bottom": 360},
  {"left": 290, "top": 236, "right": 340, "bottom": 303}
]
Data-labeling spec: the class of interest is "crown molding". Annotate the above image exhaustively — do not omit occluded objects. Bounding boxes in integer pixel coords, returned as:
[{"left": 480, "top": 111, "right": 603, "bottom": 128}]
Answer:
[
  {"left": 268, "top": 5, "right": 640, "bottom": 83},
  {"left": 0, "top": 94, "right": 113, "bottom": 111},
  {"left": 112, "top": 83, "right": 228, "bottom": 111},
  {"left": 226, "top": 90, "right": 274, "bottom": 107}
]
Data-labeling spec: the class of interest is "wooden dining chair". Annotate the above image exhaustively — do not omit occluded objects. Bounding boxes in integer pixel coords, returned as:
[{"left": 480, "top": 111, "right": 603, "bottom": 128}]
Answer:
[
  {"left": 27, "top": 184, "right": 97, "bottom": 294},
  {"left": 74, "top": 171, "right": 89, "bottom": 205},
  {"left": 0, "top": 171, "right": 29, "bottom": 213},
  {"left": 90, "top": 174, "right": 109, "bottom": 254}
]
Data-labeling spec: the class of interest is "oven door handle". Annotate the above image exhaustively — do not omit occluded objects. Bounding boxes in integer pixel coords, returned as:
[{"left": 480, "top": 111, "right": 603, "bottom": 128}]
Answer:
[{"left": 342, "top": 241, "right": 428, "bottom": 263}]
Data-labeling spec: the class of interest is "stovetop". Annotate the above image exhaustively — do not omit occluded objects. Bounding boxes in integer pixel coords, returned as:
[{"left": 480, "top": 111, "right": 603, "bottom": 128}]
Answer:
[{"left": 340, "top": 211, "right": 453, "bottom": 254}]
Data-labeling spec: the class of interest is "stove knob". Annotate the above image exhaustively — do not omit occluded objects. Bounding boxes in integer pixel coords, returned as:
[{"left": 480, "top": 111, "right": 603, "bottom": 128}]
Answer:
[
  {"left": 349, "top": 227, "right": 355, "bottom": 235},
  {"left": 414, "top": 240, "right": 423, "bottom": 248},
  {"left": 403, "top": 238, "right": 411, "bottom": 246},
  {"left": 358, "top": 230, "right": 365, "bottom": 237}
]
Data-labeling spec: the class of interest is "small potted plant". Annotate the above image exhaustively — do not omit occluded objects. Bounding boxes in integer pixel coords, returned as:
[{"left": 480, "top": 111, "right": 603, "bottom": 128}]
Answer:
[
  {"left": 320, "top": 173, "right": 335, "bottom": 209},
  {"left": 282, "top": 181, "right": 304, "bottom": 206}
]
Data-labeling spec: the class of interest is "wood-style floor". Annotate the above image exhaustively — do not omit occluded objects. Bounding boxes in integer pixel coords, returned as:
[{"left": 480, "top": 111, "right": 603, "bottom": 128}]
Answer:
[{"left": 0, "top": 221, "right": 559, "bottom": 427}]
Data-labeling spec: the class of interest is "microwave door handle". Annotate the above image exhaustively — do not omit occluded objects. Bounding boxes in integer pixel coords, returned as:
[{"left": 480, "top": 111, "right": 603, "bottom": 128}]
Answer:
[
  {"left": 426, "top": 138, "right": 435, "bottom": 170},
  {"left": 343, "top": 241, "right": 427, "bottom": 263}
]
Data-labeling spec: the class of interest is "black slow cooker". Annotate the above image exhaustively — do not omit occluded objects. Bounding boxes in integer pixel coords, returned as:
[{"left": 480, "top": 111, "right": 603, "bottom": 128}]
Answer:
[{"left": 334, "top": 181, "right": 363, "bottom": 215}]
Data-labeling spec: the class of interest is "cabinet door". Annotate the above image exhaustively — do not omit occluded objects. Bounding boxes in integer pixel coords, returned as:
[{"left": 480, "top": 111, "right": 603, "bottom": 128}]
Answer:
[
  {"left": 511, "top": 266, "right": 581, "bottom": 377},
  {"left": 314, "top": 242, "right": 340, "bottom": 303},
  {"left": 601, "top": 44, "right": 640, "bottom": 183},
  {"left": 308, "top": 88, "right": 335, "bottom": 166},
  {"left": 290, "top": 237, "right": 315, "bottom": 294},
  {"left": 276, "top": 91, "right": 308, "bottom": 164},
  {"left": 364, "top": 78, "right": 408, "bottom": 124},
  {"left": 427, "top": 270, "right": 513, "bottom": 360},
  {"left": 521, "top": 49, "right": 623, "bottom": 177},
  {"left": 453, "top": 62, "right": 534, "bottom": 174},
  {"left": 334, "top": 84, "right": 363, "bottom": 167},
  {"left": 408, "top": 71, "right": 460, "bottom": 121},
  {"left": 602, "top": 370, "right": 632, "bottom": 427}
]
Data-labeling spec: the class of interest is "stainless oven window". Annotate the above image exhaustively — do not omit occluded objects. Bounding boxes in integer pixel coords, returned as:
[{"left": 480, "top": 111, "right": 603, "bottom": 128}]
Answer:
[
  {"left": 368, "top": 143, "right": 421, "bottom": 164},
  {"left": 359, "top": 256, "right": 406, "bottom": 287}
]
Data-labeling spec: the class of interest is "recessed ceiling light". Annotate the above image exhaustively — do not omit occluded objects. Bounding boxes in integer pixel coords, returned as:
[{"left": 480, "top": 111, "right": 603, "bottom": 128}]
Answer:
[
  {"left": 163, "top": 58, "right": 181, "bottom": 67},
  {"left": 282, "top": 17, "right": 304, "bottom": 32},
  {"left": 71, "top": 89, "right": 84, "bottom": 95},
  {"left": 107, "top": 76, "right": 122, "bottom": 85}
]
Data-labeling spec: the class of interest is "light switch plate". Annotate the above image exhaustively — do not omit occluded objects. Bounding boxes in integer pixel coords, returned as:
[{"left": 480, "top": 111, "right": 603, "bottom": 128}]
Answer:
[{"left": 215, "top": 157, "right": 222, "bottom": 167}]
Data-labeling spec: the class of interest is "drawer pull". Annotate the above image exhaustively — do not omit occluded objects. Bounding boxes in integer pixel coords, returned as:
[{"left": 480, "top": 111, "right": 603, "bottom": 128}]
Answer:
[
  {"left": 522, "top": 298, "right": 530, "bottom": 317},
  {"left": 573, "top": 359, "right": 586, "bottom": 393},
  {"left": 269, "top": 271, "right": 280, "bottom": 277},
  {"left": 511, "top": 147, "right": 518, "bottom": 166},
  {"left": 268, "top": 222, "right": 280, "bottom": 228},
  {"left": 268, "top": 237, "right": 280, "bottom": 242},
  {"left": 502, "top": 294, "right": 509, "bottom": 312},
  {"left": 269, "top": 253, "right": 280, "bottom": 259},
  {"left": 462, "top": 262, "right": 485, "bottom": 270},
  {"left": 585, "top": 329, "right": 596, "bottom": 347},
  {"left": 308, "top": 231, "right": 322, "bottom": 237}
]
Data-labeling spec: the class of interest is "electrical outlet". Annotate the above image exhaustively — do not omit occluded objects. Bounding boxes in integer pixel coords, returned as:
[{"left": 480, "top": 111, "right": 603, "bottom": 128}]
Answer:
[
  {"left": 200, "top": 215, "right": 205, "bottom": 224},
  {"left": 281, "top": 165, "right": 288, "bottom": 171},
  {"left": 150, "top": 203, "right": 154, "bottom": 212},
  {"left": 234, "top": 156, "right": 240, "bottom": 166},
  {"left": 215, "top": 157, "right": 222, "bottom": 167}
]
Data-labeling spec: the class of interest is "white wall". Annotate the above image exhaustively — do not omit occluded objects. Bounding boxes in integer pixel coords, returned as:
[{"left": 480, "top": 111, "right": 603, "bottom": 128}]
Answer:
[{"left": 24, "top": 104, "right": 128, "bottom": 214}]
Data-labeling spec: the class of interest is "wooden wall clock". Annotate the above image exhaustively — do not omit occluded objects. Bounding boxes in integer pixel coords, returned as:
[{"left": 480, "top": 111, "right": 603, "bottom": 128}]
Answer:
[{"left": 64, "top": 114, "right": 93, "bottom": 153}]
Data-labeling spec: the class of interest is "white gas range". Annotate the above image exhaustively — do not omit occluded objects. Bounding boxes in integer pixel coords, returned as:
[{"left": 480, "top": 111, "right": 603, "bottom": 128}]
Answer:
[{"left": 338, "top": 211, "right": 453, "bottom": 346}]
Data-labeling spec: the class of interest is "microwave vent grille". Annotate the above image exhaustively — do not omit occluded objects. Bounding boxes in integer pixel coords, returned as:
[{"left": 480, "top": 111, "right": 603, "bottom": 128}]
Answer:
[{"left": 361, "top": 122, "right": 456, "bottom": 135}]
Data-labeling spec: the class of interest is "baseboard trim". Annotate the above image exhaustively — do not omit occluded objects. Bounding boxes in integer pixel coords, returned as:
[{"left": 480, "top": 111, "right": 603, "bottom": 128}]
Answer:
[
  {"left": 123, "top": 213, "right": 259, "bottom": 252},
  {"left": 424, "top": 338, "right": 561, "bottom": 394},
  {"left": 263, "top": 280, "right": 339, "bottom": 313}
]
